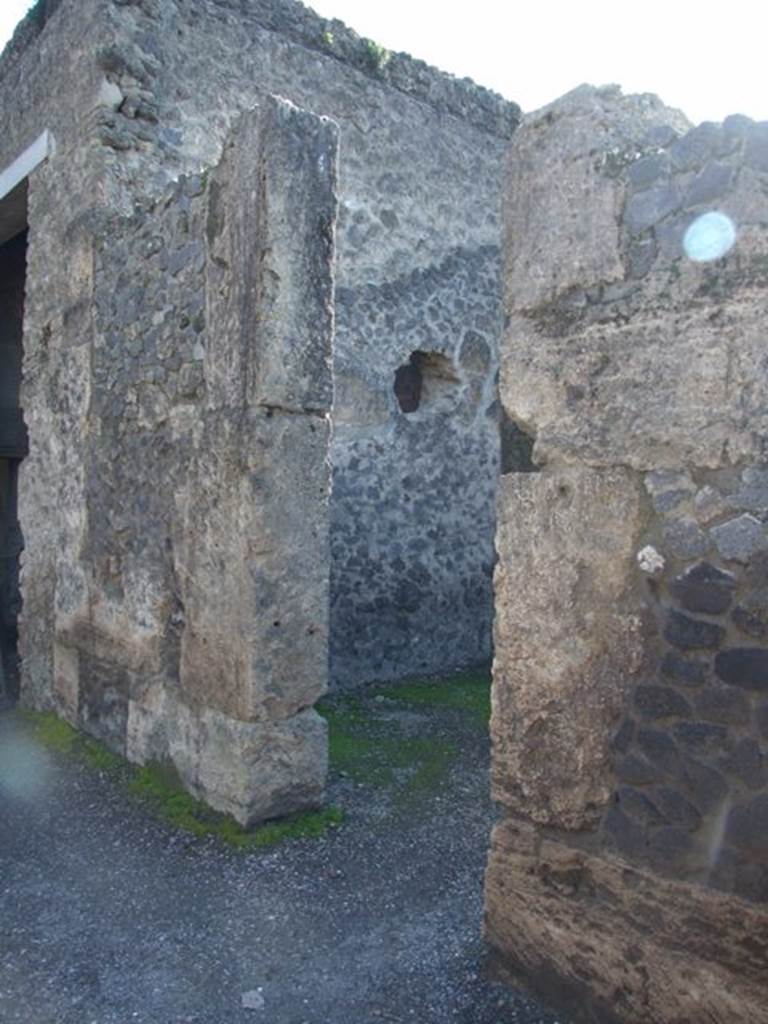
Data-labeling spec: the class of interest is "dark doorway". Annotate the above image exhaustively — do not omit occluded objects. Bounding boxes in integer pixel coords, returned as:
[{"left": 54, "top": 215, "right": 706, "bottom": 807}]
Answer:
[{"left": 0, "top": 230, "right": 28, "bottom": 702}]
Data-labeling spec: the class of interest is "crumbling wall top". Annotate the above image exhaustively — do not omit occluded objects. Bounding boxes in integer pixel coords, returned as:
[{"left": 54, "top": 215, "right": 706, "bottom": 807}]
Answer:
[{"left": 0, "top": 0, "right": 521, "bottom": 138}]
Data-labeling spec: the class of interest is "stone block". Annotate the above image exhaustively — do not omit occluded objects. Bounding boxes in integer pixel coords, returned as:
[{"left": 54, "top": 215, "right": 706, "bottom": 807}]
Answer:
[
  {"left": 624, "top": 184, "right": 681, "bottom": 234},
  {"left": 694, "top": 685, "right": 751, "bottom": 726},
  {"left": 670, "top": 560, "right": 735, "bottom": 615},
  {"left": 726, "top": 795, "right": 768, "bottom": 859},
  {"left": 165, "top": 699, "right": 328, "bottom": 826},
  {"left": 634, "top": 684, "right": 691, "bottom": 721},
  {"left": 492, "top": 466, "right": 646, "bottom": 829},
  {"left": 635, "top": 726, "right": 681, "bottom": 776},
  {"left": 661, "top": 516, "right": 708, "bottom": 559},
  {"left": 685, "top": 161, "right": 732, "bottom": 206},
  {"left": 715, "top": 647, "right": 768, "bottom": 692},
  {"left": 711, "top": 514, "right": 768, "bottom": 563},
  {"left": 672, "top": 721, "right": 728, "bottom": 753},
  {"left": 664, "top": 609, "right": 725, "bottom": 651},
  {"left": 617, "top": 785, "right": 665, "bottom": 827},
  {"left": 660, "top": 651, "right": 708, "bottom": 686},
  {"left": 649, "top": 786, "right": 702, "bottom": 831},
  {"left": 485, "top": 821, "right": 768, "bottom": 1024},
  {"left": 615, "top": 753, "right": 664, "bottom": 786},
  {"left": 680, "top": 756, "right": 729, "bottom": 814}
]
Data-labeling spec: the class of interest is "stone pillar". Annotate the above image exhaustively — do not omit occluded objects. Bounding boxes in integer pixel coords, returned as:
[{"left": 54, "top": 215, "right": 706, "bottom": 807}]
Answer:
[
  {"left": 486, "top": 86, "right": 768, "bottom": 1022},
  {"left": 50, "top": 96, "right": 338, "bottom": 826}
]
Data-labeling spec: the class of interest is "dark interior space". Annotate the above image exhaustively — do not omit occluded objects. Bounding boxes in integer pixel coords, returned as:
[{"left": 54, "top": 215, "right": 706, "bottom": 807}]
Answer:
[{"left": 0, "top": 230, "right": 28, "bottom": 702}]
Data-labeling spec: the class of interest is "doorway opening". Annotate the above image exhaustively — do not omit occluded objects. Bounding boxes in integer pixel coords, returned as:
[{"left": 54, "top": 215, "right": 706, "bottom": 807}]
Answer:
[{"left": 0, "top": 227, "right": 28, "bottom": 703}]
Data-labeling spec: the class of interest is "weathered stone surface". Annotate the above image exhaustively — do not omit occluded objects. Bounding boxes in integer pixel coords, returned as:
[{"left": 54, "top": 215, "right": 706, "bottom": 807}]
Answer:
[
  {"left": 485, "top": 821, "right": 768, "bottom": 1024},
  {"left": 131, "top": 694, "right": 328, "bottom": 826},
  {"left": 659, "top": 651, "right": 707, "bottom": 686},
  {"left": 727, "top": 795, "right": 768, "bottom": 858},
  {"left": 649, "top": 786, "right": 702, "bottom": 831},
  {"left": 492, "top": 466, "right": 647, "bottom": 829},
  {"left": 634, "top": 685, "right": 691, "bottom": 720},
  {"left": 693, "top": 484, "right": 727, "bottom": 524},
  {"left": 711, "top": 514, "right": 768, "bottom": 563},
  {"left": 624, "top": 184, "right": 681, "bottom": 233},
  {"left": 669, "top": 560, "right": 735, "bottom": 614},
  {"left": 715, "top": 647, "right": 768, "bottom": 691},
  {"left": 634, "top": 726, "right": 680, "bottom": 772},
  {"left": 672, "top": 721, "right": 728, "bottom": 752},
  {"left": 491, "top": 86, "right": 768, "bottom": 1019},
  {"left": 663, "top": 609, "right": 725, "bottom": 650},
  {"left": 694, "top": 685, "right": 751, "bottom": 726},
  {"left": 661, "top": 516, "right": 708, "bottom": 559}
]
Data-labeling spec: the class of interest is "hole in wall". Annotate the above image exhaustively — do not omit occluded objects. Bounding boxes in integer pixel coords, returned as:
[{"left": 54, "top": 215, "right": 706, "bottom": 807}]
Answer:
[
  {"left": 393, "top": 350, "right": 461, "bottom": 415},
  {"left": 500, "top": 408, "right": 538, "bottom": 474}
]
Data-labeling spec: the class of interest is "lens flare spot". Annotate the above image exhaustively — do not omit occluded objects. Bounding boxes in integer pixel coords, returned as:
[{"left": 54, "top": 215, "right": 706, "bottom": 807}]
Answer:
[{"left": 683, "top": 211, "right": 736, "bottom": 262}]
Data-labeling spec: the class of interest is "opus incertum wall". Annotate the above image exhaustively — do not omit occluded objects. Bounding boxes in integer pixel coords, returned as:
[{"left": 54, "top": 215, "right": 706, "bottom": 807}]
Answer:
[
  {"left": 1, "top": 0, "right": 520, "bottom": 710},
  {"left": 0, "top": 0, "right": 519, "bottom": 822},
  {"left": 486, "top": 85, "right": 768, "bottom": 1023}
]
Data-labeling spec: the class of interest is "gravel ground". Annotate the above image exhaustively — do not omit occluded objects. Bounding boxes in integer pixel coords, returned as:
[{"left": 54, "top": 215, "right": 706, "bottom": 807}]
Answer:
[{"left": 0, "top": 683, "right": 565, "bottom": 1024}]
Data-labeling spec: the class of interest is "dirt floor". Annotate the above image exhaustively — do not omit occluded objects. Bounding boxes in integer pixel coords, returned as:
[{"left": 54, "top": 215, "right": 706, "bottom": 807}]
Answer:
[{"left": 0, "top": 673, "right": 565, "bottom": 1024}]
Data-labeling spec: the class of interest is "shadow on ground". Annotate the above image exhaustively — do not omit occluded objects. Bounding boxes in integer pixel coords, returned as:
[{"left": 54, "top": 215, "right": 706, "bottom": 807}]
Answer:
[{"left": 0, "top": 671, "right": 565, "bottom": 1024}]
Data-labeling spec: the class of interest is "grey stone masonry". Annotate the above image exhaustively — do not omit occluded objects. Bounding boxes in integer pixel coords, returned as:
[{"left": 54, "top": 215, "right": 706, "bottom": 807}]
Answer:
[{"left": 487, "top": 85, "right": 768, "bottom": 1024}]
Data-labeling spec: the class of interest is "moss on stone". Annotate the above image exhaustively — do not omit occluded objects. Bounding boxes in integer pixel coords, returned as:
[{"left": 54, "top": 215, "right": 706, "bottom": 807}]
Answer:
[
  {"left": 21, "top": 710, "right": 343, "bottom": 849},
  {"left": 130, "top": 762, "right": 343, "bottom": 848}
]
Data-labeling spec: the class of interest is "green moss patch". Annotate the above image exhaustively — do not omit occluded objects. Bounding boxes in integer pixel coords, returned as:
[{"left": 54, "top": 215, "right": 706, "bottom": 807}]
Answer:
[
  {"left": 317, "top": 694, "right": 457, "bottom": 804},
  {"left": 20, "top": 710, "right": 342, "bottom": 849},
  {"left": 129, "top": 761, "right": 343, "bottom": 847},
  {"left": 376, "top": 669, "right": 492, "bottom": 728}
]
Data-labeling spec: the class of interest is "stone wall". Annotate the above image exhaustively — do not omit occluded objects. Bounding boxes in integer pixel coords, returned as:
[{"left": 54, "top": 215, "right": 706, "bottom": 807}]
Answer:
[
  {"left": 486, "top": 86, "right": 768, "bottom": 1022},
  {"left": 0, "top": 0, "right": 519, "bottom": 815},
  {"left": 86, "top": 0, "right": 519, "bottom": 685},
  {"left": 0, "top": 0, "right": 339, "bottom": 822},
  {"left": 64, "top": 100, "right": 337, "bottom": 825}
]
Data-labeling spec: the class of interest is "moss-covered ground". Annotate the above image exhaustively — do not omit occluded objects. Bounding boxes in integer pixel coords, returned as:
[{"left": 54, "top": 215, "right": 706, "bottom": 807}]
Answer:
[
  {"left": 19, "top": 709, "right": 343, "bottom": 850},
  {"left": 317, "top": 667, "right": 491, "bottom": 809},
  {"left": 19, "top": 667, "right": 490, "bottom": 843}
]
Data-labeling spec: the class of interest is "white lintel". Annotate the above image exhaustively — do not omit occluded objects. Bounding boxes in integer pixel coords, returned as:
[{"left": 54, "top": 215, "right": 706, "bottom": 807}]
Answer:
[{"left": 0, "top": 130, "right": 54, "bottom": 202}]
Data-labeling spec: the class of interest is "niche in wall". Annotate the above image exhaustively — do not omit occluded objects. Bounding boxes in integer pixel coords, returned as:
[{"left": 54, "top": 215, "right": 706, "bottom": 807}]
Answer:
[{"left": 393, "top": 350, "right": 461, "bottom": 415}]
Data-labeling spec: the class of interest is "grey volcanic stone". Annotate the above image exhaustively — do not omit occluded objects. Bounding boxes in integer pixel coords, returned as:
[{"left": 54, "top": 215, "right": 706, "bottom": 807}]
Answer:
[
  {"left": 732, "top": 603, "right": 768, "bottom": 640},
  {"left": 727, "top": 467, "right": 768, "bottom": 512},
  {"left": 636, "top": 727, "right": 681, "bottom": 775},
  {"left": 694, "top": 686, "right": 751, "bottom": 726},
  {"left": 670, "top": 561, "right": 735, "bottom": 615},
  {"left": 615, "top": 753, "right": 664, "bottom": 786},
  {"left": 660, "top": 652, "right": 708, "bottom": 686},
  {"left": 628, "top": 152, "right": 671, "bottom": 190},
  {"left": 634, "top": 685, "right": 692, "bottom": 721},
  {"left": 727, "top": 795, "right": 768, "bottom": 858},
  {"left": 680, "top": 757, "right": 729, "bottom": 814},
  {"left": 648, "top": 827, "right": 695, "bottom": 870},
  {"left": 612, "top": 717, "right": 635, "bottom": 753},
  {"left": 664, "top": 610, "right": 725, "bottom": 651},
  {"left": 685, "top": 162, "right": 732, "bottom": 206},
  {"left": 662, "top": 517, "right": 708, "bottom": 559},
  {"left": 617, "top": 785, "right": 665, "bottom": 826},
  {"left": 672, "top": 722, "right": 728, "bottom": 753},
  {"left": 649, "top": 787, "right": 702, "bottom": 831},
  {"left": 721, "top": 738, "right": 767, "bottom": 789},
  {"left": 694, "top": 485, "right": 727, "bottom": 524},
  {"left": 715, "top": 648, "right": 768, "bottom": 691},
  {"left": 604, "top": 804, "right": 647, "bottom": 858},
  {"left": 711, "top": 515, "right": 768, "bottom": 563},
  {"left": 669, "top": 122, "right": 723, "bottom": 170},
  {"left": 624, "top": 185, "right": 681, "bottom": 233}
]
